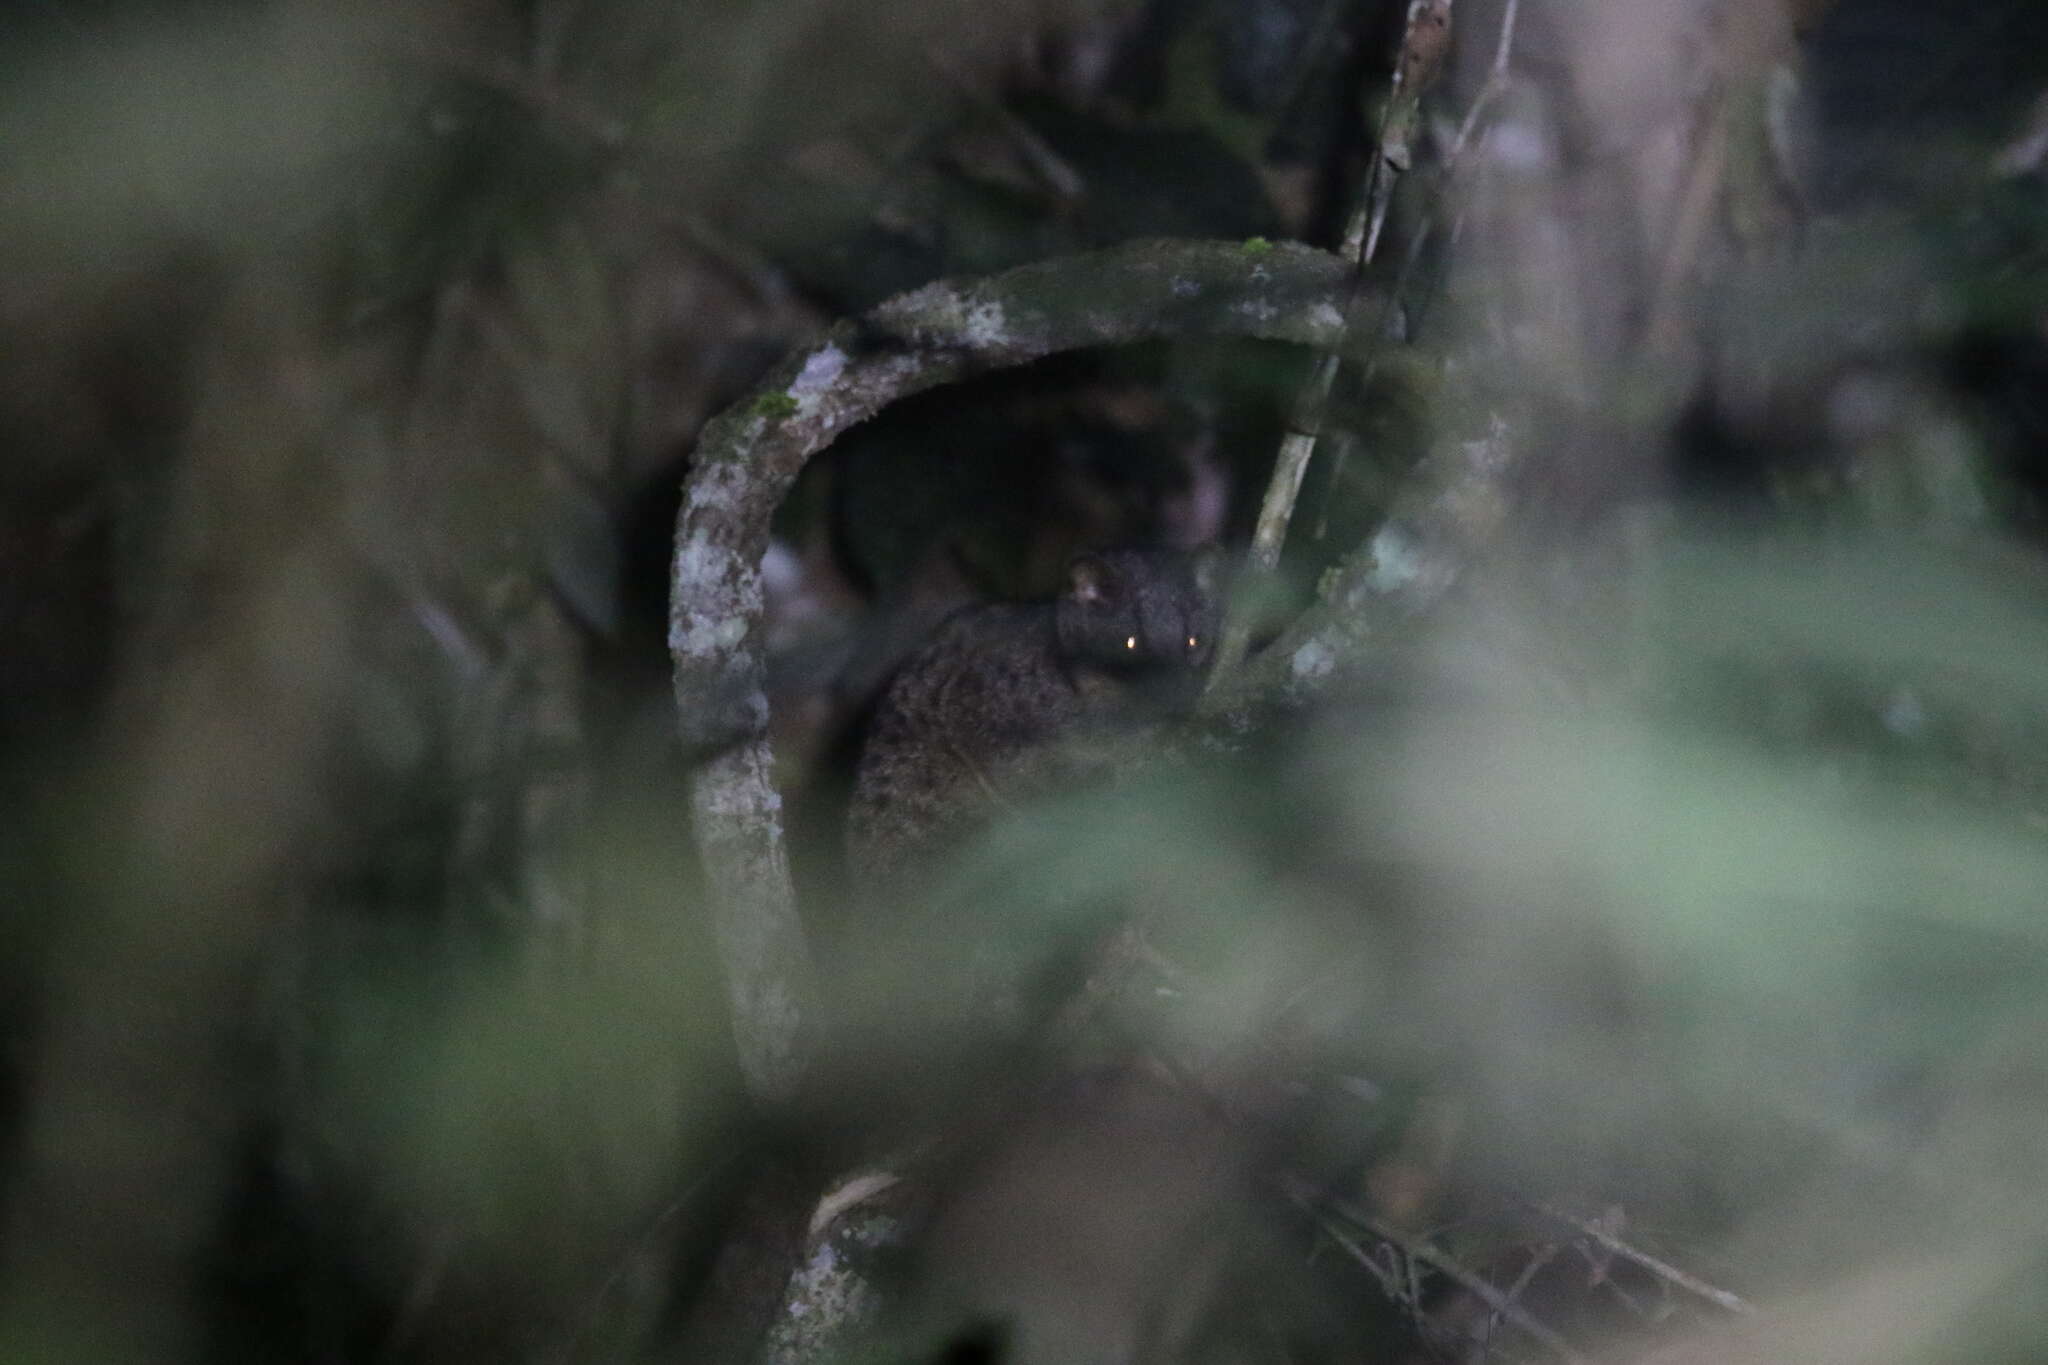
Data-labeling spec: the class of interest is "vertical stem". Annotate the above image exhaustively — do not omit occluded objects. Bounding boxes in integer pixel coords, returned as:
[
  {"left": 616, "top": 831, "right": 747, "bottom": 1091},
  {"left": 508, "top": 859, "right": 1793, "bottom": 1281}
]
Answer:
[{"left": 1211, "top": 1, "right": 1455, "bottom": 681}]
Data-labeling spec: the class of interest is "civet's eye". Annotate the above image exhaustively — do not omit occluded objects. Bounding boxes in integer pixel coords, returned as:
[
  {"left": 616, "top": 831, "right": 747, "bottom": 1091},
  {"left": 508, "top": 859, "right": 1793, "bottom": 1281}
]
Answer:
[
  {"left": 1187, "top": 635, "right": 1199, "bottom": 650},
  {"left": 1125, "top": 635, "right": 1137, "bottom": 650}
]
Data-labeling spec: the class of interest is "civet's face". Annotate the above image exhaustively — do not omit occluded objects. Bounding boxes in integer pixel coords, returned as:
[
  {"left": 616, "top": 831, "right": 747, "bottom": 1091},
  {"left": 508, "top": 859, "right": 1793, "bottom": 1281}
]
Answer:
[{"left": 1057, "top": 548, "right": 1221, "bottom": 690}]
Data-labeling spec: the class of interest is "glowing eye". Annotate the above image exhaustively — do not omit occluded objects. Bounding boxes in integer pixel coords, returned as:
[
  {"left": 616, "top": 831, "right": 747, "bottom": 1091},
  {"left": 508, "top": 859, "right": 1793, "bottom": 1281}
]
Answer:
[
  {"left": 1187, "top": 635, "right": 1199, "bottom": 650},
  {"left": 1125, "top": 635, "right": 1137, "bottom": 650}
]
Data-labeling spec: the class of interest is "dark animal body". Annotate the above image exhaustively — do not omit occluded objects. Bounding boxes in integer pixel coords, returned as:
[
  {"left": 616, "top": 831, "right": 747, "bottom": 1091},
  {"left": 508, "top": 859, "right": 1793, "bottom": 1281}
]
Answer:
[{"left": 846, "top": 547, "right": 1222, "bottom": 891}]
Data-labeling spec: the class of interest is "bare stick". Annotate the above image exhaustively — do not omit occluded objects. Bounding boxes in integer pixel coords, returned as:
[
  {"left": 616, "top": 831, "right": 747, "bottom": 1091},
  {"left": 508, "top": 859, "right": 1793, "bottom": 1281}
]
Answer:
[
  {"left": 1482, "top": 1239, "right": 1563, "bottom": 1352},
  {"left": 1530, "top": 1202, "right": 1756, "bottom": 1317},
  {"left": 1282, "top": 1177, "right": 1588, "bottom": 1364},
  {"left": 1447, "top": 0, "right": 1521, "bottom": 170},
  {"left": 1211, "top": 0, "right": 1453, "bottom": 681}
]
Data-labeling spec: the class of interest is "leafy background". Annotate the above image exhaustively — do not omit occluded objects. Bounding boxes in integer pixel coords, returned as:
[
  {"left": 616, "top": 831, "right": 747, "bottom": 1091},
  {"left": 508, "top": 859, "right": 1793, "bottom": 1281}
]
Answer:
[{"left": 4, "top": 0, "right": 2048, "bottom": 1361}]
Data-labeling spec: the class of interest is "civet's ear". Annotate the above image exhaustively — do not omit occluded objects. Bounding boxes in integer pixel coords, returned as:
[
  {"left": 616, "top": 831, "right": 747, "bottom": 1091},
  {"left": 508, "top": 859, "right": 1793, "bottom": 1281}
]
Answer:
[
  {"left": 1066, "top": 553, "right": 1119, "bottom": 606},
  {"left": 1189, "top": 544, "right": 1227, "bottom": 596}
]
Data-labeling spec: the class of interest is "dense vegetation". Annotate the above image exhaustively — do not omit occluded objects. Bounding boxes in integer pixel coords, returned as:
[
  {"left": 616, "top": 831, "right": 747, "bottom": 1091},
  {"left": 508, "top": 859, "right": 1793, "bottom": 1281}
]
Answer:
[{"left": 5, "top": 1, "right": 2048, "bottom": 1361}]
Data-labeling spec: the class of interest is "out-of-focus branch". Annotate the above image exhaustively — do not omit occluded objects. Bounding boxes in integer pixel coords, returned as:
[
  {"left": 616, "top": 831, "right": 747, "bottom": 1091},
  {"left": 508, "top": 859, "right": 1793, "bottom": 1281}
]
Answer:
[
  {"left": 670, "top": 238, "right": 1382, "bottom": 1108},
  {"left": 1445, "top": 0, "right": 1522, "bottom": 168},
  {"left": 1211, "top": 0, "right": 1452, "bottom": 681},
  {"left": 1530, "top": 1202, "right": 1755, "bottom": 1316},
  {"left": 1368, "top": 0, "right": 1521, "bottom": 358},
  {"left": 1203, "top": 411, "right": 1520, "bottom": 734},
  {"left": 1282, "top": 1176, "right": 1589, "bottom": 1364},
  {"left": 0, "top": 275, "right": 349, "bottom": 1363},
  {"left": 1313, "top": 0, "right": 1521, "bottom": 544}
]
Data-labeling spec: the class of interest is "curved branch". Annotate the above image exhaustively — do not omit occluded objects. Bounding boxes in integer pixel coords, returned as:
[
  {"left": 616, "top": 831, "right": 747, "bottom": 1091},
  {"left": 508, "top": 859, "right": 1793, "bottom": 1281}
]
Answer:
[
  {"left": 669, "top": 237, "right": 1378, "bottom": 1106},
  {"left": 671, "top": 238, "right": 1370, "bottom": 751}
]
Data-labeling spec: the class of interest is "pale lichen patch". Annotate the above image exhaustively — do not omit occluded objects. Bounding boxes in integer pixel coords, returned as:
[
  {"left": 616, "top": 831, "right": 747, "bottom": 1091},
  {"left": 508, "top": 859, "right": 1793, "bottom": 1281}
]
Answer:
[
  {"left": 961, "top": 297, "right": 1008, "bottom": 348},
  {"left": 1291, "top": 638, "right": 1336, "bottom": 681},
  {"left": 1366, "top": 523, "right": 1423, "bottom": 595},
  {"left": 1359, "top": 522, "right": 1459, "bottom": 608},
  {"left": 761, "top": 1222, "right": 887, "bottom": 1364},
  {"left": 670, "top": 609, "right": 749, "bottom": 661},
  {"left": 789, "top": 344, "right": 847, "bottom": 419},
  {"left": 670, "top": 529, "right": 760, "bottom": 660},
  {"left": 688, "top": 459, "right": 755, "bottom": 520},
  {"left": 873, "top": 281, "right": 1012, "bottom": 349},
  {"left": 874, "top": 352, "right": 925, "bottom": 387},
  {"left": 881, "top": 279, "right": 954, "bottom": 318},
  {"left": 1238, "top": 298, "right": 1279, "bottom": 327}
]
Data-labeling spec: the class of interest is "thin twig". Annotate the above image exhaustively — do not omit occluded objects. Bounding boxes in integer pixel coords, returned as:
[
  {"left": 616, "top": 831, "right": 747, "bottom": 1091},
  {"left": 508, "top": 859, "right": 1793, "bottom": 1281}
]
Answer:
[
  {"left": 1211, "top": 0, "right": 1453, "bottom": 681},
  {"left": 1479, "top": 1240, "right": 1563, "bottom": 1353},
  {"left": 1282, "top": 1177, "right": 1589, "bottom": 1365},
  {"left": 1316, "top": 0, "right": 1520, "bottom": 540},
  {"left": 924, "top": 47, "right": 1086, "bottom": 203},
  {"left": 1285, "top": 1184, "right": 1402, "bottom": 1299},
  {"left": 1530, "top": 1203, "right": 1755, "bottom": 1317},
  {"left": 1389, "top": 0, "right": 1521, "bottom": 308},
  {"left": 1446, "top": 0, "right": 1522, "bottom": 170}
]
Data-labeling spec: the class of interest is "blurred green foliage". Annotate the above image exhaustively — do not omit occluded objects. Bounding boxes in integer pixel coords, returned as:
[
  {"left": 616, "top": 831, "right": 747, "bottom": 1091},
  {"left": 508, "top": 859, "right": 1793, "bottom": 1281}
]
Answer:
[{"left": 5, "top": 0, "right": 2048, "bottom": 1362}]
